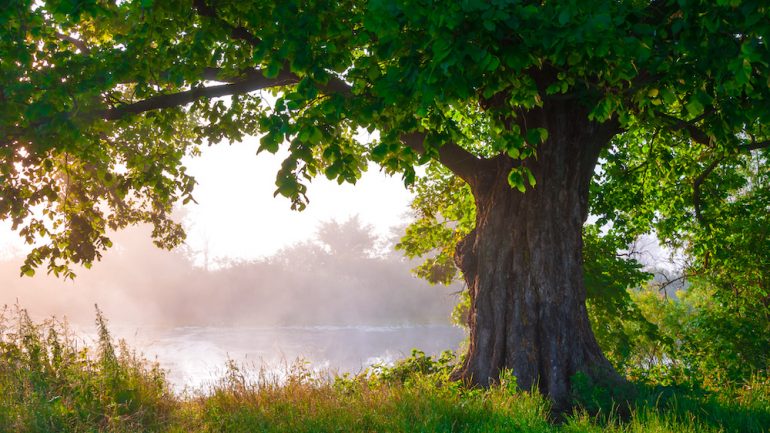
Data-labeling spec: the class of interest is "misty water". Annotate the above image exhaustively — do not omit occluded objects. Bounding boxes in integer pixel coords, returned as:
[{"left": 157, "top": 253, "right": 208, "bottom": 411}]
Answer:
[
  {"left": 104, "top": 324, "right": 464, "bottom": 392},
  {"left": 2, "top": 220, "right": 466, "bottom": 392}
]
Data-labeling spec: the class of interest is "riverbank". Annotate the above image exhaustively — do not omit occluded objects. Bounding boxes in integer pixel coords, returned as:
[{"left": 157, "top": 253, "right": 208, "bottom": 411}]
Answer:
[{"left": 2, "top": 309, "right": 768, "bottom": 432}]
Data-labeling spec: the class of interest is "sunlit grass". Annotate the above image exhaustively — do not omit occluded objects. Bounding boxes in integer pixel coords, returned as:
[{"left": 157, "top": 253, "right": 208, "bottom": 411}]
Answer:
[
  {"left": 1, "top": 307, "right": 768, "bottom": 433},
  {"left": 0, "top": 305, "right": 176, "bottom": 432}
]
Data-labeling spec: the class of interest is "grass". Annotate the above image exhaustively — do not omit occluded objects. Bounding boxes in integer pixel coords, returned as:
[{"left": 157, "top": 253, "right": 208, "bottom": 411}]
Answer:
[{"left": 1, "top": 307, "right": 768, "bottom": 433}]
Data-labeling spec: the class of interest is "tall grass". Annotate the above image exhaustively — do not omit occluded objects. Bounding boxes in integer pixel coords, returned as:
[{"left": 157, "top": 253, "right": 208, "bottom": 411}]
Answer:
[
  {"left": 1, "top": 309, "right": 767, "bottom": 433},
  {"left": 0, "top": 305, "right": 175, "bottom": 432}
]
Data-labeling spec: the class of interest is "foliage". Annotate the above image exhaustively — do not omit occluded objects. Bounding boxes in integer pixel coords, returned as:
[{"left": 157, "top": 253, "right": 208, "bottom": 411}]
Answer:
[
  {"left": 627, "top": 282, "right": 770, "bottom": 391},
  {"left": 2, "top": 0, "right": 769, "bottom": 278},
  {"left": 585, "top": 71, "right": 770, "bottom": 386},
  {"left": 397, "top": 162, "right": 475, "bottom": 286},
  {"left": 593, "top": 153, "right": 770, "bottom": 389},
  {"left": 369, "top": 348, "right": 456, "bottom": 385}
]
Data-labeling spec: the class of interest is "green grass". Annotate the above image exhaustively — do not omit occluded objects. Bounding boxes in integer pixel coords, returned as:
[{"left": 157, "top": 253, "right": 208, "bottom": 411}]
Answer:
[{"left": 1, "top": 307, "right": 768, "bottom": 433}]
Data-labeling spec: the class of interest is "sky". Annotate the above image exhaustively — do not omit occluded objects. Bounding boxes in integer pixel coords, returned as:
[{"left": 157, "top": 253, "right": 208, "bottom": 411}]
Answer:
[
  {"left": 0, "top": 135, "right": 415, "bottom": 265},
  {"left": 182, "top": 137, "right": 413, "bottom": 264}
]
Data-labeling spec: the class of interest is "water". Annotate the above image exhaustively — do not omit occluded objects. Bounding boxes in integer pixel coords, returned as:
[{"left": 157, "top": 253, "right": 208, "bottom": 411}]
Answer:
[{"left": 107, "top": 324, "right": 465, "bottom": 392}]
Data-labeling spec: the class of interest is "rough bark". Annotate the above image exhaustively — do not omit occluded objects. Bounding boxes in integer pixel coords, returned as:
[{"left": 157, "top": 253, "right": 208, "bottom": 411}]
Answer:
[{"left": 453, "top": 101, "right": 622, "bottom": 411}]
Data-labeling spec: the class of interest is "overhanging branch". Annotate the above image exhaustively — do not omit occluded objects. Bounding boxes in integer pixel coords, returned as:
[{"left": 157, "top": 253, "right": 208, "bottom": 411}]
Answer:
[
  {"left": 54, "top": 32, "right": 91, "bottom": 54},
  {"left": 193, "top": 0, "right": 261, "bottom": 48},
  {"left": 101, "top": 69, "right": 297, "bottom": 121},
  {"left": 657, "top": 112, "right": 712, "bottom": 146},
  {"left": 100, "top": 65, "right": 476, "bottom": 182},
  {"left": 401, "top": 132, "right": 483, "bottom": 184}
]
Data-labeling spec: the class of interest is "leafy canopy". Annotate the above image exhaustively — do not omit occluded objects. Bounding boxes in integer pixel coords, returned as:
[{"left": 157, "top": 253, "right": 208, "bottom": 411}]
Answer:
[{"left": 1, "top": 0, "right": 769, "bottom": 279}]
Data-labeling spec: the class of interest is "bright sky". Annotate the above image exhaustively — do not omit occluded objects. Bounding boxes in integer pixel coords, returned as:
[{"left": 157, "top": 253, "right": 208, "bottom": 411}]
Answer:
[
  {"left": 181, "top": 137, "right": 414, "bottom": 264},
  {"left": 0, "top": 136, "right": 415, "bottom": 265}
]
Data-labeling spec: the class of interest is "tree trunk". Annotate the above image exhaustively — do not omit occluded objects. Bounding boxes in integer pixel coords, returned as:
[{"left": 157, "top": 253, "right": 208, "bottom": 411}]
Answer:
[{"left": 453, "top": 102, "right": 621, "bottom": 411}]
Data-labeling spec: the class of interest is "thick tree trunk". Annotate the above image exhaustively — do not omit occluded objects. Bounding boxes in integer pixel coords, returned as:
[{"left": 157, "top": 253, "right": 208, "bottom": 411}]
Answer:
[{"left": 453, "top": 102, "right": 621, "bottom": 411}]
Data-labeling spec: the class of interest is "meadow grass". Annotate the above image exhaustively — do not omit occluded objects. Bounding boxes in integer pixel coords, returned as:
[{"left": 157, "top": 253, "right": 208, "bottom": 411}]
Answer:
[{"left": 1, "top": 308, "right": 767, "bottom": 433}]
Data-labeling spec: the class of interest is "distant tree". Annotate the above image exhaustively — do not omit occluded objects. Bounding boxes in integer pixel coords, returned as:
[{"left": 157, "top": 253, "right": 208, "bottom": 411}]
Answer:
[
  {"left": 2, "top": 0, "right": 769, "bottom": 408},
  {"left": 316, "top": 216, "right": 377, "bottom": 257}
]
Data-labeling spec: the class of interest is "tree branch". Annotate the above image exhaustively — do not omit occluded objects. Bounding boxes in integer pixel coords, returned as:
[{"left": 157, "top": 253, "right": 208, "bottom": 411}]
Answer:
[
  {"left": 690, "top": 133, "right": 767, "bottom": 226},
  {"left": 692, "top": 157, "right": 722, "bottom": 226},
  {"left": 54, "top": 32, "right": 91, "bottom": 54},
  {"left": 100, "top": 65, "right": 477, "bottom": 182},
  {"left": 193, "top": 0, "right": 261, "bottom": 48},
  {"left": 401, "top": 132, "right": 483, "bottom": 183},
  {"left": 741, "top": 139, "right": 770, "bottom": 152},
  {"left": 656, "top": 112, "right": 712, "bottom": 146},
  {"left": 101, "top": 69, "right": 297, "bottom": 121},
  {"left": 199, "top": 66, "right": 352, "bottom": 97}
]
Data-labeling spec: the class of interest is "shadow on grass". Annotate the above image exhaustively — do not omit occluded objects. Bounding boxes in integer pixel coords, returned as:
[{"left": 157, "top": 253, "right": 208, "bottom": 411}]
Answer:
[{"left": 572, "top": 377, "right": 770, "bottom": 433}]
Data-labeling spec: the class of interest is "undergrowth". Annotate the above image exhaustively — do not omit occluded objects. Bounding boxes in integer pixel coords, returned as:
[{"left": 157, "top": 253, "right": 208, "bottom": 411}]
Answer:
[{"left": 1, "top": 308, "right": 767, "bottom": 433}]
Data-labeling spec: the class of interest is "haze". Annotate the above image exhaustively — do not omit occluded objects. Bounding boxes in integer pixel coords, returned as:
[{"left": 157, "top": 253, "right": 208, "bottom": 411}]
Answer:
[{"left": 0, "top": 139, "right": 464, "bottom": 388}]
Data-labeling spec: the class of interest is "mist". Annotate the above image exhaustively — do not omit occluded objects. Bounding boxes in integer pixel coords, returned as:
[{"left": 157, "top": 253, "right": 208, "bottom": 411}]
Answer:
[
  {"left": 0, "top": 216, "right": 460, "bottom": 328},
  {"left": 1, "top": 217, "right": 468, "bottom": 388}
]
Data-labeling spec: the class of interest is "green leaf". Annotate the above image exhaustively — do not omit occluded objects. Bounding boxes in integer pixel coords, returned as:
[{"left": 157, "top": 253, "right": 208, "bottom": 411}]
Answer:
[
  {"left": 309, "top": 127, "right": 324, "bottom": 145},
  {"left": 432, "top": 38, "right": 452, "bottom": 62},
  {"left": 371, "top": 143, "right": 389, "bottom": 161},
  {"left": 507, "top": 169, "right": 526, "bottom": 193},
  {"left": 527, "top": 128, "right": 548, "bottom": 144},
  {"left": 21, "top": 266, "right": 35, "bottom": 277},
  {"left": 264, "top": 61, "right": 282, "bottom": 79},
  {"left": 524, "top": 167, "right": 536, "bottom": 187},
  {"left": 660, "top": 88, "right": 677, "bottom": 105},
  {"left": 685, "top": 98, "right": 704, "bottom": 117},
  {"left": 259, "top": 132, "right": 281, "bottom": 154}
]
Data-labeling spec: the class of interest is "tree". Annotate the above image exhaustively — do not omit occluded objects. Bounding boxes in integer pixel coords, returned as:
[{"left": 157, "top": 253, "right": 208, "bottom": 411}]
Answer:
[{"left": 2, "top": 0, "right": 769, "bottom": 408}]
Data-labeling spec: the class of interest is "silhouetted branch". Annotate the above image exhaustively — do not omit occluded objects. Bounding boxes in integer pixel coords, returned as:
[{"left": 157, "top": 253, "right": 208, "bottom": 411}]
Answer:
[
  {"left": 101, "top": 69, "right": 297, "bottom": 120},
  {"left": 400, "top": 132, "right": 484, "bottom": 184},
  {"left": 193, "top": 0, "right": 262, "bottom": 48},
  {"left": 692, "top": 157, "right": 722, "bottom": 226},
  {"left": 656, "top": 112, "right": 712, "bottom": 146},
  {"left": 54, "top": 32, "right": 91, "bottom": 54}
]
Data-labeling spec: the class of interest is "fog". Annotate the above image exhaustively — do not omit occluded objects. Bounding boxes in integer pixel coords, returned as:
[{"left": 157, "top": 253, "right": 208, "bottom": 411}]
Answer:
[
  {"left": 1, "top": 217, "right": 467, "bottom": 388},
  {"left": 0, "top": 216, "right": 460, "bottom": 328}
]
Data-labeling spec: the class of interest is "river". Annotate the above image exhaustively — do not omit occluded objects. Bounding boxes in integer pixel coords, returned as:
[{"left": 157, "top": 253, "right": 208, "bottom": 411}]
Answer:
[{"left": 104, "top": 324, "right": 465, "bottom": 392}]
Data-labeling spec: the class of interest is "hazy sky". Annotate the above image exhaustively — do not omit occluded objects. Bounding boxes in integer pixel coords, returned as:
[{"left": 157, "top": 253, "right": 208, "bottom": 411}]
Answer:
[{"left": 0, "top": 135, "right": 414, "bottom": 264}]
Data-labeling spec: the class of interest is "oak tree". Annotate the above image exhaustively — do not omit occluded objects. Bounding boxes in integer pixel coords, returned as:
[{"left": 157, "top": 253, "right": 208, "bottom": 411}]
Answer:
[{"left": 2, "top": 0, "right": 769, "bottom": 408}]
